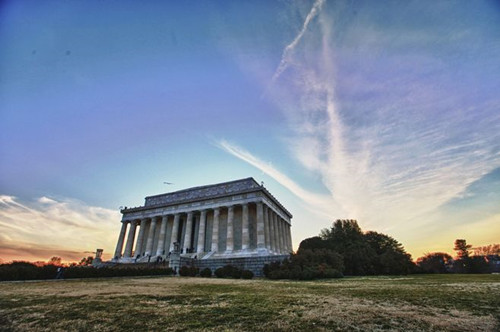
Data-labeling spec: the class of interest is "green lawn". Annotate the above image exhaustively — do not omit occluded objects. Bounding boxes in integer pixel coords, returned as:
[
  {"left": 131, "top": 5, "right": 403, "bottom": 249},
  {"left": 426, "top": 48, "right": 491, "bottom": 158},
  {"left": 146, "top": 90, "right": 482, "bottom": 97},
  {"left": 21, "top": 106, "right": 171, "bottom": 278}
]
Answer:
[{"left": 1, "top": 274, "right": 499, "bottom": 331}]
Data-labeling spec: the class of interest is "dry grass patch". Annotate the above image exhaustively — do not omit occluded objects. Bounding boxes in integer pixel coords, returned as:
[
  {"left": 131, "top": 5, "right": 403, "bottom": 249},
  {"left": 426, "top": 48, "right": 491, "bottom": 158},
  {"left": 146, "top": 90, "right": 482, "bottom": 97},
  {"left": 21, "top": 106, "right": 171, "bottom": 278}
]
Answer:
[
  {"left": 293, "top": 294, "right": 496, "bottom": 331},
  {"left": 0, "top": 275, "right": 499, "bottom": 331}
]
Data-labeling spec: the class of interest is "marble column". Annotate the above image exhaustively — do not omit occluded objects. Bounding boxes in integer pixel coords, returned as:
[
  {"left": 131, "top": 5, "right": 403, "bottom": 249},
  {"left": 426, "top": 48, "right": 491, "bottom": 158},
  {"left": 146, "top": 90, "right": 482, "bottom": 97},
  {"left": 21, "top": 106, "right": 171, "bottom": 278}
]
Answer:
[
  {"left": 134, "top": 218, "right": 147, "bottom": 258},
  {"left": 145, "top": 217, "right": 158, "bottom": 256},
  {"left": 273, "top": 213, "right": 279, "bottom": 253},
  {"left": 123, "top": 220, "right": 137, "bottom": 258},
  {"left": 226, "top": 206, "right": 234, "bottom": 251},
  {"left": 256, "top": 201, "right": 265, "bottom": 249},
  {"left": 197, "top": 210, "right": 207, "bottom": 253},
  {"left": 155, "top": 215, "right": 168, "bottom": 256},
  {"left": 114, "top": 221, "right": 128, "bottom": 258},
  {"left": 277, "top": 217, "right": 284, "bottom": 253},
  {"left": 264, "top": 206, "right": 271, "bottom": 250},
  {"left": 169, "top": 213, "right": 180, "bottom": 252},
  {"left": 211, "top": 208, "right": 220, "bottom": 252},
  {"left": 241, "top": 204, "right": 250, "bottom": 250},
  {"left": 285, "top": 222, "right": 290, "bottom": 252},
  {"left": 183, "top": 211, "right": 193, "bottom": 253},
  {"left": 283, "top": 222, "right": 289, "bottom": 252},
  {"left": 269, "top": 211, "right": 276, "bottom": 252},
  {"left": 287, "top": 224, "right": 293, "bottom": 252}
]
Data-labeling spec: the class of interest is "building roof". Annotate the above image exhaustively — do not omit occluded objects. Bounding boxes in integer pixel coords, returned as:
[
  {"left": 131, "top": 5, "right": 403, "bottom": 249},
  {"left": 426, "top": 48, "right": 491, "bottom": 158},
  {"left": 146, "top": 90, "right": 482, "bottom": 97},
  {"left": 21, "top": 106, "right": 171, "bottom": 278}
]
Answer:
[{"left": 122, "top": 177, "right": 292, "bottom": 218}]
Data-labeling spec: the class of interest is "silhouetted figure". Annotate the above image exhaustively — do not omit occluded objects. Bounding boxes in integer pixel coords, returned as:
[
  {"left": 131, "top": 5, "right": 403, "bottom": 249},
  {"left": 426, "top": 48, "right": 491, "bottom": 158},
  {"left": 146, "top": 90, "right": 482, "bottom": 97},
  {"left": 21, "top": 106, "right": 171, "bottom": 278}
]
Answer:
[{"left": 55, "top": 267, "right": 64, "bottom": 279}]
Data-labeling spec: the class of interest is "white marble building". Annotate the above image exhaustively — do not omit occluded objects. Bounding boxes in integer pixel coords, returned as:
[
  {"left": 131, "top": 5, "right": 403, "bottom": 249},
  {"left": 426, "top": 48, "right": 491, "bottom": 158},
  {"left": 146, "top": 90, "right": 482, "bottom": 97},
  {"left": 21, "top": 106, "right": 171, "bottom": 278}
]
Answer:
[{"left": 112, "top": 178, "right": 293, "bottom": 263}]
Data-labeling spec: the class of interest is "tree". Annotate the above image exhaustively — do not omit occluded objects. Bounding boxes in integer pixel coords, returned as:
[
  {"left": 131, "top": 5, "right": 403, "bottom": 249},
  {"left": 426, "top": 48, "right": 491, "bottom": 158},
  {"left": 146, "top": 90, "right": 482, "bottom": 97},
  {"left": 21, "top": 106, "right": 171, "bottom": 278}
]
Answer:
[
  {"left": 468, "top": 256, "right": 490, "bottom": 273},
  {"left": 454, "top": 239, "right": 472, "bottom": 259},
  {"left": 320, "top": 219, "right": 365, "bottom": 248},
  {"left": 282, "top": 219, "right": 414, "bottom": 277},
  {"left": 78, "top": 256, "right": 93, "bottom": 266},
  {"left": 473, "top": 244, "right": 500, "bottom": 256},
  {"left": 264, "top": 248, "right": 344, "bottom": 280},
  {"left": 298, "top": 236, "right": 328, "bottom": 251},
  {"left": 416, "top": 252, "right": 453, "bottom": 273},
  {"left": 320, "top": 219, "right": 377, "bottom": 275},
  {"left": 300, "top": 219, "right": 414, "bottom": 276},
  {"left": 365, "top": 231, "right": 415, "bottom": 274},
  {"left": 48, "top": 256, "right": 62, "bottom": 266},
  {"left": 293, "top": 248, "right": 344, "bottom": 272}
]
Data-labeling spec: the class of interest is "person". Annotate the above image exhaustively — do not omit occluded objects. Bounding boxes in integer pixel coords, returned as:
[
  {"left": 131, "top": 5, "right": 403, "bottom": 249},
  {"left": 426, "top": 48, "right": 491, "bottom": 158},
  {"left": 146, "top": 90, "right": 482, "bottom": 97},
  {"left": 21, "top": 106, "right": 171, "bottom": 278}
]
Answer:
[{"left": 55, "top": 267, "right": 64, "bottom": 279}]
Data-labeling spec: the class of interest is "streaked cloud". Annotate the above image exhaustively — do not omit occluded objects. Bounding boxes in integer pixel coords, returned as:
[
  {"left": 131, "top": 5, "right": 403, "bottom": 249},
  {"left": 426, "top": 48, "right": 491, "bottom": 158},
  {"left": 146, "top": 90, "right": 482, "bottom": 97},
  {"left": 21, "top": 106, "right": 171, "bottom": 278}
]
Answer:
[
  {"left": 272, "top": 0, "right": 325, "bottom": 82},
  {"left": 224, "top": 1, "right": 500, "bottom": 256},
  {"left": 0, "top": 195, "right": 120, "bottom": 262},
  {"left": 270, "top": 1, "right": 499, "bottom": 230},
  {"left": 216, "top": 139, "right": 335, "bottom": 219}
]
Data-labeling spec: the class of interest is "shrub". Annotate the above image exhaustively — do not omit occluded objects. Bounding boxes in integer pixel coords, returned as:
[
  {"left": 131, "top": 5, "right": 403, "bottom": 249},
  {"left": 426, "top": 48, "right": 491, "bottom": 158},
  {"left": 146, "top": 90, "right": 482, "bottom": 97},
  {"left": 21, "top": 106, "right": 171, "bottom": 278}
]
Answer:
[
  {"left": 200, "top": 268, "right": 212, "bottom": 278},
  {"left": 241, "top": 270, "right": 254, "bottom": 279},
  {"left": 230, "top": 267, "right": 242, "bottom": 279},
  {"left": 0, "top": 262, "right": 174, "bottom": 281},
  {"left": 263, "top": 252, "right": 344, "bottom": 280},
  {"left": 179, "top": 266, "right": 198, "bottom": 277},
  {"left": 179, "top": 266, "right": 190, "bottom": 276},
  {"left": 214, "top": 267, "right": 225, "bottom": 278},
  {"left": 215, "top": 265, "right": 242, "bottom": 278}
]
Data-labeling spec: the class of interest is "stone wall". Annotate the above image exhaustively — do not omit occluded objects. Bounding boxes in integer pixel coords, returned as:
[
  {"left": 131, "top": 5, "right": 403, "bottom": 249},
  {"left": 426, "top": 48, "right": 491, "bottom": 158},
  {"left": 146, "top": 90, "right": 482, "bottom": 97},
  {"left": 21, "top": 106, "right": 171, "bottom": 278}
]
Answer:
[{"left": 179, "top": 255, "right": 289, "bottom": 277}]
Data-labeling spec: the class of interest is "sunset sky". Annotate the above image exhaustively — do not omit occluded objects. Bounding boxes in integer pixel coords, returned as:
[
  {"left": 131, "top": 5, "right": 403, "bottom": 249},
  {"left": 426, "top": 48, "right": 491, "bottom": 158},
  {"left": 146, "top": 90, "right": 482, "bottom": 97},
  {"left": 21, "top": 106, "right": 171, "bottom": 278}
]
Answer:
[{"left": 1, "top": 0, "right": 499, "bottom": 263}]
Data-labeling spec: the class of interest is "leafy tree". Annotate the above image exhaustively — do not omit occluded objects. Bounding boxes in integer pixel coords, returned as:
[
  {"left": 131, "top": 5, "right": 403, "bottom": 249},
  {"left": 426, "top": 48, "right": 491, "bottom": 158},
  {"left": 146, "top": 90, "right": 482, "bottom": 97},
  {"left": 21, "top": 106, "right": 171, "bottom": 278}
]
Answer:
[
  {"left": 453, "top": 239, "right": 475, "bottom": 273},
  {"left": 320, "top": 219, "right": 376, "bottom": 275},
  {"left": 79, "top": 256, "right": 94, "bottom": 266},
  {"left": 473, "top": 244, "right": 500, "bottom": 256},
  {"left": 263, "top": 248, "right": 344, "bottom": 280},
  {"left": 270, "top": 219, "right": 413, "bottom": 278},
  {"left": 468, "top": 256, "right": 490, "bottom": 273},
  {"left": 320, "top": 219, "right": 364, "bottom": 248},
  {"left": 416, "top": 252, "right": 453, "bottom": 273},
  {"left": 48, "top": 256, "right": 62, "bottom": 266},
  {"left": 293, "top": 248, "right": 344, "bottom": 272},
  {"left": 298, "top": 236, "right": 329, "bottom": 251},
  {"left": 364, "top": 231, "right": 415, "bottom": 274},
  {"left": 454, "top": 239, "right": 472, "bottom": 259},
  {"left": 299, "top": 220, "right": 414, "bottom": 276}
]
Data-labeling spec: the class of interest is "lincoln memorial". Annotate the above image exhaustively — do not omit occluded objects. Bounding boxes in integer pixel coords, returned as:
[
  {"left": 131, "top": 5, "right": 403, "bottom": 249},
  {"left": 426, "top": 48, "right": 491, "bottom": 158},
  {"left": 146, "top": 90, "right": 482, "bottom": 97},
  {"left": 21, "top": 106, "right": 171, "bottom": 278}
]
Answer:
[{"left": 112, "top": 178, "right": 292, "bottom": 273}]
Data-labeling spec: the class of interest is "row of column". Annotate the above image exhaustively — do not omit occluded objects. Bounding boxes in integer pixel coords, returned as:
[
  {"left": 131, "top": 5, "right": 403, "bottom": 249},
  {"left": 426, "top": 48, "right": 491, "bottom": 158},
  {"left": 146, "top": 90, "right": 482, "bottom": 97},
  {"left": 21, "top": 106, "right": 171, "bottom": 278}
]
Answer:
[{"left": 114, "top": 201, "right": 292, "bottom": 260}]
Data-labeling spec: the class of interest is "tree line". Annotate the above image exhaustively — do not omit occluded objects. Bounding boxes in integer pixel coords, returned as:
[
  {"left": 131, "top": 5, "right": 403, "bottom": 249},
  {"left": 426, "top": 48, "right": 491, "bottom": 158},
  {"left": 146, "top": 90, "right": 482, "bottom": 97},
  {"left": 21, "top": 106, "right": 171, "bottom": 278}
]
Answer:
[
  {"left": 1, "top": 219, "right": 498, "bottom": 281},
  {"left": 264, "top": 219, "right": 499, "bottom": 279},
  {"left": 417, "top": 239, "right": 499, "bottom": 274}
]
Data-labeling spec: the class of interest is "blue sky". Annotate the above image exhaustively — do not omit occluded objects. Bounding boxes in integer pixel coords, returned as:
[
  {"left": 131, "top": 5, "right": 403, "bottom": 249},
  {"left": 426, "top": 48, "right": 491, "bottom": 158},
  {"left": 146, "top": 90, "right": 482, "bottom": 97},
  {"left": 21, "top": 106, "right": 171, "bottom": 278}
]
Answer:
[{"left": 1, "top": 0, "right": 499, "bottom": 262}]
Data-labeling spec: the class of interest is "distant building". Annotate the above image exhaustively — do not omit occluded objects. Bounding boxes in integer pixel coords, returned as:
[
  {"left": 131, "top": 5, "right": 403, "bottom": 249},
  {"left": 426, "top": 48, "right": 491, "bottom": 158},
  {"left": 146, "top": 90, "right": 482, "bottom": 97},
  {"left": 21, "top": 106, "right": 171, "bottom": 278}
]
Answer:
[{"left": 111, "top": 178, "right": 292, "bottom": 275}]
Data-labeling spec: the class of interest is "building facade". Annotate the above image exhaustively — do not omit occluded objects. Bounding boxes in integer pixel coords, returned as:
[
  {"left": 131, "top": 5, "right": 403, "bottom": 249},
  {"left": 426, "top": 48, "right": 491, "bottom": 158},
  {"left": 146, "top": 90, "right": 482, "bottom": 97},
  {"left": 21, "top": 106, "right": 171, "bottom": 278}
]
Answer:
[{"left": 112, "top": 178, "right": 293, "bottom": 265}]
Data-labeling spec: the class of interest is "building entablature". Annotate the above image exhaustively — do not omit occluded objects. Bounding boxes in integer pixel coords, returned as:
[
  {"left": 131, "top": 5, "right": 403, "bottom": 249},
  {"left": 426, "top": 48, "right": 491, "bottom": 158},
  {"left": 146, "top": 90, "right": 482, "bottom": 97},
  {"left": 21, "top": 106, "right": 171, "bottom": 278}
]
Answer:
[
  {"left": 121, "top": 177, "right": 292, "bottom": 221},
  {"left": 121, "top": 190, "right": 291, "bottom": 224}
]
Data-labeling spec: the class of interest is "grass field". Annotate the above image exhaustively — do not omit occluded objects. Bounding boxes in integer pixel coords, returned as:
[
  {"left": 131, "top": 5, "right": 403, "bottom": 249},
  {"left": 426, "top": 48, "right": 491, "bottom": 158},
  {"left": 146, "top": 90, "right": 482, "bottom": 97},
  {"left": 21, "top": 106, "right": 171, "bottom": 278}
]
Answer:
[{"left": 0, "top": 274, "right": 499, "bottom": 331}]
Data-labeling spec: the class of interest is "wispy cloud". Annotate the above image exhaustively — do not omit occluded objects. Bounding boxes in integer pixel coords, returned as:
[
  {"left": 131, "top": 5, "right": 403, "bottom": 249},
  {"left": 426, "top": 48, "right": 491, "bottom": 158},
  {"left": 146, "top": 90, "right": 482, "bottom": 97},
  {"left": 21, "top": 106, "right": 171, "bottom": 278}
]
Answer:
[
  {"left": 227, "top": 0, "right": 500, "bottom": 247},
  {"left": 272, "top": 0, "right": 325, "bottom": 82},
  {"left": 216, "top": 139, "right": 334, "bottom": 218},
  {"left": 0, "top": 195, "right": 120, "bottom": 262}
]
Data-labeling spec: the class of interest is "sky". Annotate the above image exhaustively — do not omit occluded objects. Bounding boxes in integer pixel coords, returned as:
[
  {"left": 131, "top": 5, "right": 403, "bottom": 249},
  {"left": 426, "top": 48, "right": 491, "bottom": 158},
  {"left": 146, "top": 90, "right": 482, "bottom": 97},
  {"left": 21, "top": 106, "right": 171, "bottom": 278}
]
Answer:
[{"left": 1, "top": 0, "right": 499, "bottom": 263}]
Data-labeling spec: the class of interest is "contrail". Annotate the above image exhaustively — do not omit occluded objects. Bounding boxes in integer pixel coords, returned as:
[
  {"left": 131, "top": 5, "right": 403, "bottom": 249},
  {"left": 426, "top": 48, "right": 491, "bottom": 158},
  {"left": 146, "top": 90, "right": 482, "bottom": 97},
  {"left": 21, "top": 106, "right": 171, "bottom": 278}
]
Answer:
[{"left": 271, "top": 0, "right": 325, "bottom": 82}]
